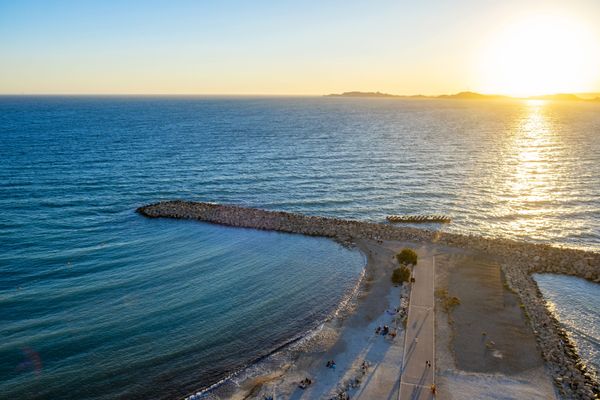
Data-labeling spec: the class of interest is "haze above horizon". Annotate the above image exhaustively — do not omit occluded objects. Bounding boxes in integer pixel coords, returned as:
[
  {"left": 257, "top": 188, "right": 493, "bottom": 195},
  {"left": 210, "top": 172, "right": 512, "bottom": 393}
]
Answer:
[{"left": 1, "top": 0, "right": 599, "bottom": 96}]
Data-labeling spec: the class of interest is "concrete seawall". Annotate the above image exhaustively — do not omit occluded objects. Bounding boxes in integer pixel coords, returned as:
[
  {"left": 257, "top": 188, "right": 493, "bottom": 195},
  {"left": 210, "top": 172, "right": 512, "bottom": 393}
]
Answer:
[{"left": 137, "top": 200, "right": 600, "bottom": 399}]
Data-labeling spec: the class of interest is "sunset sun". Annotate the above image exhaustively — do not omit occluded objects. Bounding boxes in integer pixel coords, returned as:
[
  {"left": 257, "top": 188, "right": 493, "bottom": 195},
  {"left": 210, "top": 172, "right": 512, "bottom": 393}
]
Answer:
[
  {"left": 4, "top": 2, "right": 600, "bottom": 400},
  {"left": 477, "top": 14, "right": 599, "bottom": 97}
]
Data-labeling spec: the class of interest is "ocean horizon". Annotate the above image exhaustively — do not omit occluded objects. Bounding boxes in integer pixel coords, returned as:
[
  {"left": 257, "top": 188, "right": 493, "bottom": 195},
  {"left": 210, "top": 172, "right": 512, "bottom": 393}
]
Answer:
[{"left": 2, "top": 96, "right": 599, "bottom": 398}]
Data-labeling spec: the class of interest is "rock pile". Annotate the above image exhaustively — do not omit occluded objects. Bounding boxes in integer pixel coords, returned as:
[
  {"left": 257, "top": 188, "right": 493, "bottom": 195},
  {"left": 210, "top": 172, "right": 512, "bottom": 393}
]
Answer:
[{"left": 137, "top": 200, "right": 600, "bottom": 399}]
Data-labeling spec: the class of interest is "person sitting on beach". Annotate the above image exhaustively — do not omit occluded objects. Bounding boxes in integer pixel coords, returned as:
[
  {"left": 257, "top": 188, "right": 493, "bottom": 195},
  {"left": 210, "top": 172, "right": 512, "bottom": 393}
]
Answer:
[
  {"left": 382, "top": 325, "right": 389, "bottom": 335},
  {"left": 299, "top": 378, "right": 312, "bottom": 389},
  {"left": 361, "top": 360, "right": 369, "bottom": 372},
  {"left": 375, "top": 326, "right": 381, "bottom": 334}
]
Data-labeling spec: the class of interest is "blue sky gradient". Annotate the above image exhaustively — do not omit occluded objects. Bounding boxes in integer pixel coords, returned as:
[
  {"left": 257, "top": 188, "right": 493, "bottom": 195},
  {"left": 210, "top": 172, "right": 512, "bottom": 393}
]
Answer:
[{"left": 1, "top": 0, "right": 599, "bottom": 94}]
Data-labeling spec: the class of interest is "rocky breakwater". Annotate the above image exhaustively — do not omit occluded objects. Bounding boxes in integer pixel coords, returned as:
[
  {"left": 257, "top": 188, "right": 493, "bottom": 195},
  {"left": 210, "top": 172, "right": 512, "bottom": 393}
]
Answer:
[
  {"left": 502, "top": 263, "right": 598, "bottom": 399},
  {"left": 137, "top": 200, "right": 600, "bottom": 399}
]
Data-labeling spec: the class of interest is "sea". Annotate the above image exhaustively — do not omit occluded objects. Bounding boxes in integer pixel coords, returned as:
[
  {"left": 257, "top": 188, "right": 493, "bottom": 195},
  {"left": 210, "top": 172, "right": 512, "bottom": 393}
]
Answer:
[
  {"left": 1, "top": 96, "right": 599, "bottom": 399},
  {"left": 534, "top": 274, "right": 600, "bottom": 379}
]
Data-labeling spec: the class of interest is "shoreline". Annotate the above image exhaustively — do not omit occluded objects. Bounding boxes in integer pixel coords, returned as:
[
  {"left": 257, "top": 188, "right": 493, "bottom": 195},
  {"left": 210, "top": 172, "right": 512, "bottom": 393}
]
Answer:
[
  {"left": 185, "top": 248, "right": 369, "bottom": 400},
  {"left": 211, "top": 238, "right": 410, "bottom": 400},
  {"left": 138, "top": 200, "right": 600, "bottom": 399}
]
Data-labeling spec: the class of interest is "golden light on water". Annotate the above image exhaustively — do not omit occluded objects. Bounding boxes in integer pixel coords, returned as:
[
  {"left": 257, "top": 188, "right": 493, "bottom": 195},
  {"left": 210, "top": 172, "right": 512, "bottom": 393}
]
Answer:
[
  {"left": 511, "top": 100, "right": 553, "bottom": 199},
  {"left": 499, "top": 99, "right": 565, "bottom": 237},
  {"left": 476, "top": 14, "right": 600, "bottom": 97}
]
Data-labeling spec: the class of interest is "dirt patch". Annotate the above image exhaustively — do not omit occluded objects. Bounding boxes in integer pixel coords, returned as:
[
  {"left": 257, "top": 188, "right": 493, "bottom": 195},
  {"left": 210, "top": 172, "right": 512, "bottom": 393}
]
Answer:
[{"left": 447, "top": 255, "right": 543, "bottom": 374}]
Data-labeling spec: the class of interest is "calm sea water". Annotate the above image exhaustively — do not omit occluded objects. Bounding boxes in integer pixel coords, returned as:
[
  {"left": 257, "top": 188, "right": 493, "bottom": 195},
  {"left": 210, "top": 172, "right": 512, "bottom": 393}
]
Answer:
[
  {"left": 1, "top": 96, "right": 600, "bottom": 398},
  {"left": 534, "top": 274, "right": 600, "bottom": 378}
]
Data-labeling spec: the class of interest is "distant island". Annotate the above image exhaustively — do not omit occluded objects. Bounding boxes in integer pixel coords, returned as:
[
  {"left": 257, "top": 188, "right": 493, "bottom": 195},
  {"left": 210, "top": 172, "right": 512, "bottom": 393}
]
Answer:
[{"left": 326, "top": 91, "right": 600, "bottom": 102}]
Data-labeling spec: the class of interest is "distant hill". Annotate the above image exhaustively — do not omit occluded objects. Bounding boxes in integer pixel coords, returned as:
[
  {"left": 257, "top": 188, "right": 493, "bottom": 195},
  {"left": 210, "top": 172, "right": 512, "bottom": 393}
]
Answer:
[
  {"left": 326, "top": 91, "right": 509, "bottom": 100},
  {"left": 527, "top": 93, "right": 600, "bottom": 102},
  {"left": 326, "top": 91, "right": 597, "bottom": 102},
  {"left": 436, "top": 91, "right": 509, "bottom": 100},
  {"left": 575, "top": 92, "right": 600, "bottom": 100},
  {"left": 326, "top": 91, "right": 398, "bottom": 98},
  {"left": 529, "top": 93, "right": 582, "bottom": 101}
]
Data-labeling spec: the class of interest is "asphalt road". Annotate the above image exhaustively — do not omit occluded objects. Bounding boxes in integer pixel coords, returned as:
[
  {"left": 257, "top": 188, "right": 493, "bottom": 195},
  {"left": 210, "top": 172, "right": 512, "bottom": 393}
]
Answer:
[{"left": 399, "top": 253, "right": 435, "bottom": 400}]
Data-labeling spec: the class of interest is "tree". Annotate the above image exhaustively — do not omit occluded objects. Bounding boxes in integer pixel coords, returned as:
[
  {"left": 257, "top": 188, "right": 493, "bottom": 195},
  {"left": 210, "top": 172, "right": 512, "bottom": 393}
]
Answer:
[
  {"left": 396, "top": 248, "right": 418, "bottom": 266},
  {"left": 391, "top": 266, "right": 411, "bottom": 284}
]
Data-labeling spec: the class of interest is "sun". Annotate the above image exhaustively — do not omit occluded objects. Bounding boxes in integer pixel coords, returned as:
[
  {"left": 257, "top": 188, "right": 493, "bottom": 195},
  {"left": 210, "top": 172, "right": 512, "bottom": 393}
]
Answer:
[{"left": 476, "top": 14, "right": 599, "bottom": 97}]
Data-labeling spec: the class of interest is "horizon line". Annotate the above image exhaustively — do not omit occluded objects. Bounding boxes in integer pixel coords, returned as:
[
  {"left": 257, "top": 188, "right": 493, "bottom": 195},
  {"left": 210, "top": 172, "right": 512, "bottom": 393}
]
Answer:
[{"left": 0, "top": 90, "right": 598, "bottom": 98}]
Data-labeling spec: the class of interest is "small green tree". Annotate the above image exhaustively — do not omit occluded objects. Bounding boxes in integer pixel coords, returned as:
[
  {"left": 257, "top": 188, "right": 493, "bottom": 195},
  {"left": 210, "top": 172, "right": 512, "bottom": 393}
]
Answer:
[
  {"left": 396, "top": 248, "right": 418, "bottom": 266},
  {"left": 391, "top": 266, "right": 411, "bottom": 284}
]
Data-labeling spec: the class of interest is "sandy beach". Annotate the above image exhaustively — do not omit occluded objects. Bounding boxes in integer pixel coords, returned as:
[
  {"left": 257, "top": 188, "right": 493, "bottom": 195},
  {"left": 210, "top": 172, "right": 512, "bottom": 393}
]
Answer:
[
  {"left": 209, "top": 239, "right": 409, "bottom": 400},
  {"left": 202, "top": 240, "right": 559, "bottom": 400}
]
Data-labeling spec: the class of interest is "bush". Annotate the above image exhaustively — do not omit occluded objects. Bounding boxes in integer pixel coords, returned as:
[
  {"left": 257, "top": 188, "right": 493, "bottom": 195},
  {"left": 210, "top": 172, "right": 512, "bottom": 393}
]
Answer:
[
  {"left": 435, "top": 288, "right": 460, "bottom": 313},
  {"left": 445, "top": 296, "right": 461, "bottom": 310},
  {"left": 396, "top": 248, "right": 418, "bottom": 266},
  {"left": 391, "top": 266, "right": 411, "bottom": 284}
]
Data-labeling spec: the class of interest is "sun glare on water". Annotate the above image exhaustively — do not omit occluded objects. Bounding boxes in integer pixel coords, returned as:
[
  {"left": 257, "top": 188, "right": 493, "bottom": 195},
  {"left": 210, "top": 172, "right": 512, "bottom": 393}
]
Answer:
[{"left": 477, "top": 14, "right": 599, "bottom": 97}]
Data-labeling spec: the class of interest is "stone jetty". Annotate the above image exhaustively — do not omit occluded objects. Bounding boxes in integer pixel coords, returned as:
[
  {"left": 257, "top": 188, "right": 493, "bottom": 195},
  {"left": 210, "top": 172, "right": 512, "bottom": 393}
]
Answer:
[
  {"left": 387, "top": 214, "right": 452, "bottom": 223},
  {"left": 137, "top": 200, "right": 600, "bottom": 399}
]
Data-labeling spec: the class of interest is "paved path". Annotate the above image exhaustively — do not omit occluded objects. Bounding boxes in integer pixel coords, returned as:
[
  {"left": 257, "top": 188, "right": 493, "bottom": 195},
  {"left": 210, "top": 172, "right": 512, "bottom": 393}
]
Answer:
[{"left": 399, "top": 253, "right": 435, "bottom": 400}]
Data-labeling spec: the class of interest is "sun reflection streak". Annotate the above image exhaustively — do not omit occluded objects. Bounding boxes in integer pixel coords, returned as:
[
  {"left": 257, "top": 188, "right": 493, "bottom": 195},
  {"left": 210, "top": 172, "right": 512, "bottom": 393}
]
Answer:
[
  {"left": 499, "top": 100, "right": 565, "bottom": 237},
  {"left": 511, "top": 101, "right": 551, "bottom": 197}
]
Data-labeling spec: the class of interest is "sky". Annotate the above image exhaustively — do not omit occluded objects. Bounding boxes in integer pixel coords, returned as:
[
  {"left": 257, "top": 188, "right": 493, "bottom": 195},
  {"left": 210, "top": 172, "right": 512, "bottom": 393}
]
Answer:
[{"left": 1, "top": 0, "right": 599, "bottom": 95}]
